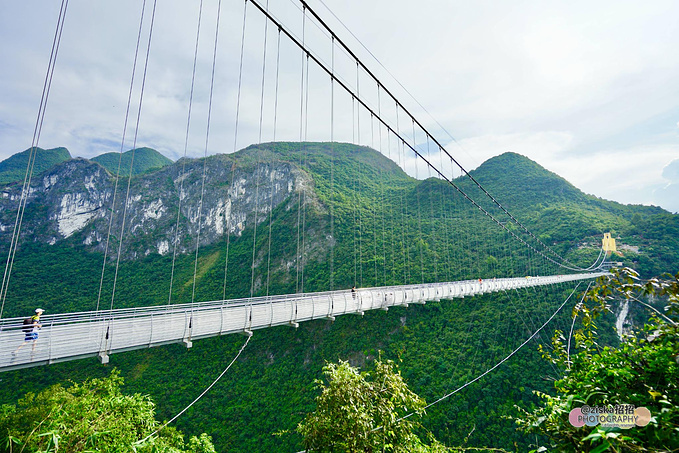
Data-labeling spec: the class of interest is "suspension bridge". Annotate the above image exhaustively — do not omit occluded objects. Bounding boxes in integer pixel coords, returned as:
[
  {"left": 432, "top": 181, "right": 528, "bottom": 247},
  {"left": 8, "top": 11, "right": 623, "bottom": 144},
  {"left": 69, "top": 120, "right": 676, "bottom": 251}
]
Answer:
[
  {"left": 1, "top": 0, "right": 610, "bottom": 387},
  {"left": 0, "top": 273, "right": 605, "bottom": 372}
]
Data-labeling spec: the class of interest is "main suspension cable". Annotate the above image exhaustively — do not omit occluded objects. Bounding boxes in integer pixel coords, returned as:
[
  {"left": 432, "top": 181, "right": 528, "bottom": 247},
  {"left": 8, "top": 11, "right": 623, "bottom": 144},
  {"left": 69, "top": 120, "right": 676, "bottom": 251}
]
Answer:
[
  {"left": 396, "top": 282, "right": 582, "bottom": 424},
  {"left": 253, "top": 0, "right": 586, "bottom": 272}
]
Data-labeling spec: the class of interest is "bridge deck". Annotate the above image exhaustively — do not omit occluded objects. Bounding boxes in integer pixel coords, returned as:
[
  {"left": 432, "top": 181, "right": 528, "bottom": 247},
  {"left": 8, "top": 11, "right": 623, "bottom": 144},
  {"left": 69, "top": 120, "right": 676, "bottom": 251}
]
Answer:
[{"left": 0, "top": 273, "right": 604, "bottom": 373}]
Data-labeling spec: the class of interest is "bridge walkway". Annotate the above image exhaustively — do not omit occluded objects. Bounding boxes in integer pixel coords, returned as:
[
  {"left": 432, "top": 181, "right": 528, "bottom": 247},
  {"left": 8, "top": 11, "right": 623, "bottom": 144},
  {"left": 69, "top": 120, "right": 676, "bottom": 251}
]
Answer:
[{"left": 0, "top": 273, "right": 604, "bottom": 373}]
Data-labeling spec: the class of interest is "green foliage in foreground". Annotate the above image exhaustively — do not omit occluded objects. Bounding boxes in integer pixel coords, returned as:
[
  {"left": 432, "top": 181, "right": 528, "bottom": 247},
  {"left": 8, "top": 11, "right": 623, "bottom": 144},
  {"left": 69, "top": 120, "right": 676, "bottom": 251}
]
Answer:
[
  {"left": 1, "top": 144, "right": 678, "bottom": 452},
  {"left": 516, "top": 268, "right": 679, "bottom": 452},
  {"left": 297, "top": 358, "right": 447, "bottom": 453},
  {"left": 297, "top": 359, "right": 517, "bottom": 453},
  {"left": 0, "top": 370, "right": 216, "bottom": 453}
]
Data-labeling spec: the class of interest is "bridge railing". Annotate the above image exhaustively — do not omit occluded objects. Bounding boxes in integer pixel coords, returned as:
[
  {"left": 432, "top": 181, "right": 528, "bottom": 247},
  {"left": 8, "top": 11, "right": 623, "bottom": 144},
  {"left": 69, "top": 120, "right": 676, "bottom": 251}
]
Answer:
[{"left": 0, "top": 273, "right": 606, "bottom": 372}]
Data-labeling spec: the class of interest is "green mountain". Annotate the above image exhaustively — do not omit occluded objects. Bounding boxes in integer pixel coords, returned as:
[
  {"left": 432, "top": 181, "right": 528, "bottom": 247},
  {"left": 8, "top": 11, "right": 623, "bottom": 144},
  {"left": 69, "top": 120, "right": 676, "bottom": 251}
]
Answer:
[
  {"left": 466, "top": 152, "right": 679, "bottom": 276},
  {"left": 0, "top": 146, "right": 71, "bottom": 184},
  {"left": 469, "top": 151, "right": 587, "bottom": 203},
  {"left": 0, "top": 143, "right": 677, "bottom": 452},
  {"left": 91, "top": 147, "right": 173, "bottom": 176}
]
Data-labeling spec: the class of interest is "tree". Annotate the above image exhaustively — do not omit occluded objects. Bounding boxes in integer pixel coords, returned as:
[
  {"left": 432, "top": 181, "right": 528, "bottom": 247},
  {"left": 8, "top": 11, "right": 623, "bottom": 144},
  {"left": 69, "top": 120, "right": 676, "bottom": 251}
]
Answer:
[
  {"left": 516, "top": 268, "right": 679, "bottom": 452},
  {"left": 0, "top": 369, "right": 216, "bottom": 453},
  {"left": 297, "top": 358, "right": 447, "bottom": 453}
]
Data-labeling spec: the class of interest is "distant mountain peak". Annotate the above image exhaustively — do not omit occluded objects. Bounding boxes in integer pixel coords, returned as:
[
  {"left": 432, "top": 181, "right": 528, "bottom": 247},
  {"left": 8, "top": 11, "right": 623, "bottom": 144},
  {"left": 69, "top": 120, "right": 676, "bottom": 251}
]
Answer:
[
  {"left": 469, "top": 152, "right": 585, "bottom": 206},
  {"left": 0, "top": 146, "right": 71, "bottom": 185},
  {"left": 91, "top": 147, "right": 173, "bottom": 176},
  {"left": 242, "top": 141, "right": 407, "bottom": 176}
]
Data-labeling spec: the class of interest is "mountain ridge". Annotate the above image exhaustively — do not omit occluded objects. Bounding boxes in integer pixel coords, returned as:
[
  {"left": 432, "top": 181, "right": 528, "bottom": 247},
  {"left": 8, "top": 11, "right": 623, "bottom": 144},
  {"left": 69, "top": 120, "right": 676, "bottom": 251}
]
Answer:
[
  {"left": 0, "top": 142, "right": 677, "bottom": 453},
  {"left": 91, "top": 147, "right": 173, "bottom": 176},
  {"left": 0, "top": 144, "right": 676, "bottom": 274},
  {"left": 0, "top": 146, "right": 174, "bottom": 185},
  {"left": 0, "top": 146, "right": 71, "bottom": 184}
]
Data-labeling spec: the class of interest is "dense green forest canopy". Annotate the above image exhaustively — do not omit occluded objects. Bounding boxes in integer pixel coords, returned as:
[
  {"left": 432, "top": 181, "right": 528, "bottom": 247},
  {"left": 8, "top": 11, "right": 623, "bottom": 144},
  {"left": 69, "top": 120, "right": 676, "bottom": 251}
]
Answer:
[
  {"left": 92, "top": 147, "right": 174, "bottom": 176},
  {"left": 0, "top": 370, "right": 217, "bottom": 452},
  {"left": 0, "top": 143, "right": 677, "bottom": 451},
  {"left": 0, "top": 146, "right": 70, "bottom": 184},
  {"left": 516, "top": 268, "right": 679, "bottom": 452}
]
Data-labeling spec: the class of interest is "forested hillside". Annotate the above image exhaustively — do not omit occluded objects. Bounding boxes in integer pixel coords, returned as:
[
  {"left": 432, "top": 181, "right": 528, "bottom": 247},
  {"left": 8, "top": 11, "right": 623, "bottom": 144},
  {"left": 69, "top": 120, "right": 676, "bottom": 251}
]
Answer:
[
  {"left": 92, "top": 147, "right": 173, "bottom": 176},
  {"left": 466, "top": 151, "right": 679, "bottom": 276},
  {"left": 0, "top": 143, "right": 677, "bottom": 452},
  {"left": 0, "top": 146, "right": 70, "bottom": 184}
]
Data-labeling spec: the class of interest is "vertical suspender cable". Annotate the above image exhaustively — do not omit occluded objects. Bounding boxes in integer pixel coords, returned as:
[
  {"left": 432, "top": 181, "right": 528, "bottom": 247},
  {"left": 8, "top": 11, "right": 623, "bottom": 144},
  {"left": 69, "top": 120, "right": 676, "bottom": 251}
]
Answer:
[
  {"left": 95, "top": 0, "right": 146, "bottom": 313},
  {"left": 438, "top": 147, "right": 452, "bottom": 282},
  {"left": 395, "top": 106, "right": 409, "bottom": 285},
  {"left": 438, "top": 146, "right": 452, "bottom": 282},
  {"left": 100, "top": 0, "right": 158, "bottom": 357},
  {"left": 370, "top": 114, "right": 378, "bottom": 285},
  {"left": 356, "top": 63, "right": 364, "bottom": 288},
  {"left": 300, "top": 53, "right": 310, "bottom": 292},
  {"left": 108, "top": 0, "right": 158, "bottom": 320},
  {"left": 329, "top": 36, "right": 335, "bottom": 291},
  {"left": 257, "top": 0, "right": 269, "bottom": 146},
  {"left": 401, "top": 139, "right": 412, "bottom": 284},
  {"left": 426, "top": 138, "right": 438, "bottom": 283},
  {"left": 376, "top": 88, "right": 387, "bottom": 286},
  {"left": 295, "top": 7, "right": 306, "bottom": 294},
  {"left": 222, "top": 162, "right": 237, "bottom": 300},
  {"left": 192, "top": 0, "right": 224, "bottom": 307},
  {"left": 386, "top": 130, "right": 397, "bottom": 284},
  {"left": 167, "top": 0, "right": 205, "bottom": 306},
  {"left": 232, "top": 2, "right": 248, "bottom": 164},
  {"left": 351, "top": 95, "right": 358, "bottom": 287},
  {"left": 412, "top": 121, "right": 425, "bottom": 284},
  {"left": 250, "top": 0, "right": 270, "bottom": 298},
  {"left": 0, "top": 0, "right": 69, "bottom": 319},
  {"left": 265, "top": 28, "right": 281, "bottom": 297},
  {"left": 224, "top": 0, "right": 248, "bottom": 299}
]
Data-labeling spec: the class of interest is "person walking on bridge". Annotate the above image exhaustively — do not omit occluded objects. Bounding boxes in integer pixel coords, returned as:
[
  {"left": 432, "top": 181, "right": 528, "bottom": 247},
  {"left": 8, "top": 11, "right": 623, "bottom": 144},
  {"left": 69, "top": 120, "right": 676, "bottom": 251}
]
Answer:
[{"left": 12, "top": 308, "right": 44, "bottom": 357}]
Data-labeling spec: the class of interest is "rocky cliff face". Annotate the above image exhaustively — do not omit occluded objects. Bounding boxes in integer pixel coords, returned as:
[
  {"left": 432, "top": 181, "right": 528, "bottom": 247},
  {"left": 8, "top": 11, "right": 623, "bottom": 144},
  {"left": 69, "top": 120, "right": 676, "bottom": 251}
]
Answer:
[{"left": 0, "top": 151, "right": 313, "bottom": 259}]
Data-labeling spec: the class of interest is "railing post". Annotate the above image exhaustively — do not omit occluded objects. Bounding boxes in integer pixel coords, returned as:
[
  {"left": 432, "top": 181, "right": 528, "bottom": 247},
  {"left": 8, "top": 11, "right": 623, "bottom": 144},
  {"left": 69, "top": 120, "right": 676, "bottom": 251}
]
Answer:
[
  {"left": 269, "top": 297, "right": 274, "bottom": 327},
  {"left": 221, "top": 305, "right": 225, "bottom": 333},
  {"left": 47, "top": 319, "right": 54, "bottom": 364},
  {"left": 149, "top": 313, "right": 153, "bottom": 347},
  {"left": 309, "top": 295, "right": 315, "bottom": 319},
  {"left": 183, "top": 311, "right": 193, "bottom": 349},
  {"left": 99, "top": 322, "right": 110, "bottom": 365}
]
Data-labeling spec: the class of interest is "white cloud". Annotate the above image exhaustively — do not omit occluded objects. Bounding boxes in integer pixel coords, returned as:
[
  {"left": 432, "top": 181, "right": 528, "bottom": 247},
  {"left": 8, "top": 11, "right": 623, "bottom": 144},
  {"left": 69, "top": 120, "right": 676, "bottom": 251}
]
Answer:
[
  {"left": 654, "top": 184, "right": 679, "bottom": 213},
  {"left": 654, "top": 159, "right": 679, "bottom": 213},
  {"left": 2, "top": 0, "right": 679, "bottom": 214},
  {"left": 663, "top": 159, "right": 679, "bottom": 182},
  {"left": 450, "top": 131, "right": 574, "bottom": 171},
  {"left": 439, "top": 133, "right": 678, "bottom": 213}
]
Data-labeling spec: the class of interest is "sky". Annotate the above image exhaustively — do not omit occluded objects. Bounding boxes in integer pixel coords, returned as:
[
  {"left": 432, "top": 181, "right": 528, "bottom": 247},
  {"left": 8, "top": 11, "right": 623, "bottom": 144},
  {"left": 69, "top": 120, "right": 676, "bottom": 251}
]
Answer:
[{"left": 0, "top": 0, "right": 678, "bottom": 213}]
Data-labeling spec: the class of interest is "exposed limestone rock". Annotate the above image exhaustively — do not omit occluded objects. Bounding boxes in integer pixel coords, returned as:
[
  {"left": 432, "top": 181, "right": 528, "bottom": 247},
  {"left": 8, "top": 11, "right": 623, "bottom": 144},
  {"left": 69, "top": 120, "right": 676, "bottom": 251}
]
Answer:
[{"left": 0, "top": 151, "right": 315, "bottom": 260}]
